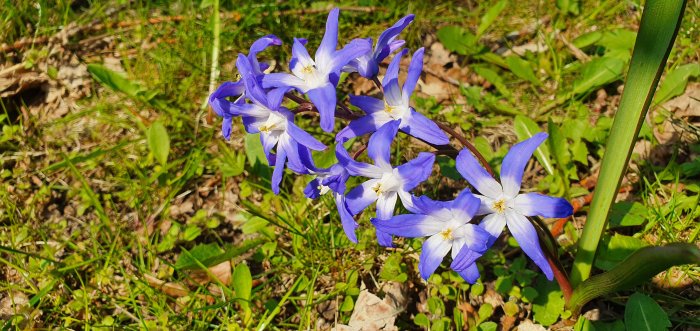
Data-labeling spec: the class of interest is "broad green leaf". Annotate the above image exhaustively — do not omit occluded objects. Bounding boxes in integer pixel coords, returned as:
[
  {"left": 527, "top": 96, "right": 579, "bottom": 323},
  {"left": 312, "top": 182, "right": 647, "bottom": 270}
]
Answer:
[
  {"left": 653, "top": 63, "right": 700, "bottom": 105},
  {"left": 218, "top": 141, "right": 246, "bottom": 177},
  {"left": 532, "top": 276, "right": 565, "bottom": 326},
  {"left": 473, "top": 66, "right": 512, "bottom": 99},
  {"left": 147, "top": 121, "right": 170, "bottom": 166},
  {"left": 244, "top": 133, "right": 266, "bottom": 167},
  {"left": 477, "top": 0, "right": 508, "bottom": 37},
  {"left": 241, "top": 216, "right": 269, "bottom": 234},
  {"left": 556, "top": 0, "right": 580, "bottom": 15},
  {"left": 597, "top": 29, "right": 637, "bottom": 53},
  {"left": 233, "top": 263, "right": 253, "bottom": 312},
  {"left": 437, "top": 156, "right": 462, "bottom": 180},
  {"left": 575, "top": 317, "right": 625, "bottom": 331},
  {"left": 572, "top": 57, "right": 625, "bottom": 96},
  {"left": 478, "top": 303, "right": 493, "bottom": 322},
  {"left": 514, "top": 116, "right": 554, "bottom": 175},
  {"left": 436, "top": 26, "right": 480, "bottom": 55},
  {"left": 608, "top": 202, "right": 648, "bottom": 228},
  {"left": 624, "top": 293, "right": 671, "bottom": 331},
  {"left": 594, "top": 234, "right": 646, "bottom": 271},
  {"left": 414, "top": 313, "right": 430, "bottom": 327},
  {"left": 506, "top": 56, "right": 541, "bottom": 86},
  {"left": 174, "top": 243, "right": 224, "bottom": 270},
  {"left": 87, "top": 64, "right": 143, "bottom": 97},
  {"left": 477, "top": 321, "right": 498, "bottom": 331},
  {"left": 573, "top": 31, "right": 603, "bottom": 49}
]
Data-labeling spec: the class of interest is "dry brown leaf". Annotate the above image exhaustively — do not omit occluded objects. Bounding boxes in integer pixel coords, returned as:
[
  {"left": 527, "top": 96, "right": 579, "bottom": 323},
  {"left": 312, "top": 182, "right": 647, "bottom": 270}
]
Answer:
[
  {"left": 187, "top": 261, "right": 232, "bottom": 286},
  {"left": 334, "top": 286, "right": 403, "bottom": 331},
  {"left": 516, "top": 319, "right": 547, "bottom": 331}
]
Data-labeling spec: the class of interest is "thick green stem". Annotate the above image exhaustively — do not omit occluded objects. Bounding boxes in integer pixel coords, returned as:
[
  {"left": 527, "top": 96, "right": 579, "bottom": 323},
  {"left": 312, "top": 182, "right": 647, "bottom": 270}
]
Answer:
[
  {"left": 567, "top": 243, "right": 700, "bottom": 316},
  {"left": 570, "top": 0, "right": 688, "bottom": 286}
]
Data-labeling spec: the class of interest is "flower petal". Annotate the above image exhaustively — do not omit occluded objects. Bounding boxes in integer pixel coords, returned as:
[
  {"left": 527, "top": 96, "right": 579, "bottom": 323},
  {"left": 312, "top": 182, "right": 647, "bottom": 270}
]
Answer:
[
  {"left": 335, "top": 193, "right": 359, "bottom": 243},
  {"left": 287, "top": 122, "right": 326, "bottom": 151},
  {"left": 209, "top": 81, "right": 245, "bottom": 117},
  {"left": 456, "top": 148, "right": 503, "bottom": 199},
  {"left": 368, "top": 120, "right": 400, "bottom": 169},
  {"left": 328, "top": 38, "right": 372, "bottom": 73},
  {"left": 452, "top": 190, "right": 480, "bottom": 220},
  {"left": 479, "top": 213, "right": 506, "bottom": 241},
  {"left": 382, "top": 48, "right": 408, "bottom": 88},
  {"left": 402, "top": 110, "right": 449, "bottom": 145},
  {"left": 419, "top": 235, "right": 452, "bottom": 280},
  {"left": 290, "top": 38, "right": 315, "bottom": 77},
  {"left": 376, "top": 191, "right": 398, "bottom": 220},
  {"left": 349, "top": 95, "right": 385, "bottom": 114},
  {"left": 450, "top": 246, "right": 482, "bottom": 276},
  {"left": 375, "top": 14, "right": 414, "bottom": 58},
  {"left": 261, "top": 73, "right": 306, "bottom": 90},
  {"left": 396, "top": 152, "right": 435, "bottom": 191},
  {"left": 315, "top": 8, "right": 340, "bottom": 68},
  {"left": 512, "top": 193, "right": 574, "bottom": 218},
  {"left": 248, "top": 34, "right": 282, "bottom": 72},
  {"left": 271, "top": 143, "right": 288, "bottom": 194},
  {"left": 371, "top": 214, "right": 443, "bottom": 238},
  {"left": 345, "top": 179, "right": 380, "bottom": 215},
  {"left": 260, "top": 133, "right": 280, "bottom": 165},
  {"left": 221, "top": 117, "right": 233, "bottom": 140},
  {"left": 304, "top": 178, "right": 322, "bottom": 199},
  {"left": 453, "top": 224, "right": 492, "bottom": 253},
  {"left": 376, "top": 230, "right": 394, "bottom": 247},
  {"left": 402, "top": 48, "right": 424, "bottom": 102},
  {"left": 455, "top": 260, "right": 481, "bottom": 284},
  {"left": 335, "top": 114, "right": 387, "bottom": 142},
  {"left": 500, "top": 132, "right": 548, "bottom": 198},
  {"left": 474, "top": 194, "right": 496, "bottom": 215},
  {"left": 505, "top": 211, "right": 554, "bottom": 280},
  {"left": 307, "top": 84, "right": 337, "bottom": 132}
]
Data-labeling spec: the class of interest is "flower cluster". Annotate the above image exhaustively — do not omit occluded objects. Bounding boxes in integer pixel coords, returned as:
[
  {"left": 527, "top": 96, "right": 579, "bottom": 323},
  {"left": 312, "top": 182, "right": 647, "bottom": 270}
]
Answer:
[{"left": 209, "top": 9, "right": 573, "bottom": 283}]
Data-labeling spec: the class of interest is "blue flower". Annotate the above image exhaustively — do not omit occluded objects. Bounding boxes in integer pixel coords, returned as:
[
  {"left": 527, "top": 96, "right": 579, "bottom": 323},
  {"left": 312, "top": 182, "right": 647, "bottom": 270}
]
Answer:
[
  {"left": 209, "top": 35, "right": 282, "bottom": 140},
  {"left": 336, "top": 48, "right": 449, "bottom": 145},
  {"left": 338, "top": 120, "right": 435, "bottom": 247},
  {"left": 456, "top": 132, "right": 574, "bottom": 280},
  {"left": 233, "top": 54, "right": 326, "bottom": 194},
  {"left": 303, "top": 147, "right": 359, "bottom": 243},
  {"left": 345, "top": 14, "right": 415, "bottom": 78},
  {"left": 262, "top": 8, "right": 372, "bottom": 132},
  {"left": 372, "top": 191, "right": 494, "bottom": 282}
]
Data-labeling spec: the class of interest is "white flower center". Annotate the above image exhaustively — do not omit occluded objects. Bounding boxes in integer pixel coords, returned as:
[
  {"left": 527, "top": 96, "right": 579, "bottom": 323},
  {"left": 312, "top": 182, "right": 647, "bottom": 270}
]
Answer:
[
  {"left": 371, "top": 171, "right": 402, "bottom": 196},
  {"left": 492, "top": 198, "right": 507, "bottom": 214},
  {"left": 299, "top": 64, "right": 328, "bottom": 90},
  {"left": 258, "top": 111, "right": 288, "bottom": 135},
  {"left": 383, "top": 101, "right": 410, "bottom": 120}
]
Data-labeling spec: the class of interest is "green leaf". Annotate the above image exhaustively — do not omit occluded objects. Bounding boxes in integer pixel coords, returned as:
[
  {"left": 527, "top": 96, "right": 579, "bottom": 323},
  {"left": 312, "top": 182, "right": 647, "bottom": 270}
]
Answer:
[
  {"left": 147, "top": 122, "right": 170, "bottom": 166},
  {"left": 174, "top": 243, "right": 224, "bottom": 270},
  {"left": 477, "top": 0, "right": 508, "bottom": 37},
  {"left": 244, "top": 133, "right": 266, "bottom": 167},
  {"left": 624, "top": 293, "right": 671, "bottom": 331},
  {"left": 477, "top": 321, "right": 498, "bottom": 331},
  {"left": 556, "top": 0, "right": 580, "bottom": 15},
  {"left": 233, "top": 263, "right": 253, "bottom": 312},
  {"left": 532, "top": 276, "right": 565, "bottom": 326},
  {"left": 575, "top": 317, "right": 625, "bottom": 331},
  {"left": 87, "top": 64, "right": 143, "bottom": 97},
  {"left": 608, "top": 202, "right": 648, "bottom": 228},
  {"left": 506, "top": 56, "right": 541, "bottom": 86},
  {"left": 436, "top": 26, "right": 479, "bottom": 55},
  {"left": 473, "top": 66, "right": 512, "bottom": 99},
  {"left": 594, "top": 234, "right": 646, "bottom": 271},
  {"left": 437, "top": 156, "right": 462, "bottom": 180},
  {"left": 514, "top": 116, "right": 555, "bottom": 175},
  {"left": 573, "top": 31, "right": 603, "bottom": 49},
  {"left": 414, "top": 313, "right": 430, "bottom": 327},
  {"left": 653, "top": 63, "right": 700, "bottom": 105},
  {"left": 573, "top": 57, "right": 625, "bottom": 96}
]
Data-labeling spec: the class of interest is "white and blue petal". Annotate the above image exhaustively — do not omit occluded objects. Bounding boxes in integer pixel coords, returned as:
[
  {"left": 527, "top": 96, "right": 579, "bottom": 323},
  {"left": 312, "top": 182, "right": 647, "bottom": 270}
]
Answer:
[
  {"left": 419, "top": 235, "right": 452, "bottom": 280},
  {"left": 315, "top": 8, "right": 340, "bottom": 69},
  {"left": 307, "top": 84, "right": 337, "bottom": 132},
  {"left": 349, "top": 95, "right": 385, "bottom": 115},
  {"left": 456, "top": 149, "right": 503, "bottom": 199},
  {"left": 367, "top": 120, "right": 400, "bottom": 169},
  {"left": 500, "top": 132, "right": 548, "bottom": 198},
  {"left": 512, "top": 193, "right": 573, "bottom": 218},
  {"left": 402, "top": 48, "right": 424, "bottom": 102},
  {"left": 335, "top": 193, "right": 359, "bottom": 243},
  {"left": 505, "top": 211, "right": 554, "bottom": 280},
  {"left": 396, "top": 152, "right": 435, "bottom": 191},
  {"left": 335, "top": 114, "right": 388, "bottom": 142},
  {"left": 345, "top": 179, "right": 380, "bottom": 215},
  {"left": 372, "top": 214, "right": 443, "bottom": 238},
  {"left": 401, "top": 110, "right": 449, "bottom": 145}
]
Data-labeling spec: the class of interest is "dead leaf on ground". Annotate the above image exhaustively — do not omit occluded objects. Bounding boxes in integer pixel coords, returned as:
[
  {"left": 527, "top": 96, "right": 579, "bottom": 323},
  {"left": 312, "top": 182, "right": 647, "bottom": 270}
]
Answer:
[
  {"left": 334, "top": 281, "right": 409, "bottom": 331},
  {"left": 516, "top": 319, "right": 547, "bottom": 331},
  {"left": 186, "top": 261, "right": 232, "bottom": 286}
]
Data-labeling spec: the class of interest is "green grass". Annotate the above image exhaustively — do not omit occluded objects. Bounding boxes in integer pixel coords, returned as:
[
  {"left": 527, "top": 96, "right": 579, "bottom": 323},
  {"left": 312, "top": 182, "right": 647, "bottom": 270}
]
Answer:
[{"left": 1, "top": 0, "right": 698, "bottom": 329}]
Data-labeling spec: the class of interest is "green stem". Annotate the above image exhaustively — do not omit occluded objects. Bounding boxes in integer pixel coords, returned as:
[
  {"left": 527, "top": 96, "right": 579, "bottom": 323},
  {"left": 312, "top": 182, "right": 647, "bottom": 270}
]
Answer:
[
  {"left": 570, "top": 0, "right": 688, "bottom": 286},
  {"left": 567, "top": 243, "right": 700, "bottom": 316}
]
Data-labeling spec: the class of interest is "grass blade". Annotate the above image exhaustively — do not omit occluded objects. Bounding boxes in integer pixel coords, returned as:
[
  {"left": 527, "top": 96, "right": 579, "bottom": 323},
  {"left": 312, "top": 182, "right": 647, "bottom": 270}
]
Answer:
[{"left": 570, "top": 0, "right": 688, "bottom": 285}]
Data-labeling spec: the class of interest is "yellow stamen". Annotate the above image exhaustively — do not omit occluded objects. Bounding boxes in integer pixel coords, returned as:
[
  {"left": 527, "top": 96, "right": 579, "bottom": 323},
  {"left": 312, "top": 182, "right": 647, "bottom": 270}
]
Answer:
[
  {"left": 384, "top": 102, "right": 395, "bottom": 113},
  {"left": 440, "top": 228, "right": 454, "bottom": 240},
  {"left": 302, "top": 66, "right": 314, "bottom": 74},
  {"left": 492, "top": 199, "right": 507, "bottom": 213},
  {"left": 372, "top": 183, "right": 383, "bottom": 195}
]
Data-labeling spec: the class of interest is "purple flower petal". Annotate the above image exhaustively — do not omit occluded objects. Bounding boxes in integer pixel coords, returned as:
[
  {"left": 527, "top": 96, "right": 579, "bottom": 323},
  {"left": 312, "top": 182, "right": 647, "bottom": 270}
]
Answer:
[
  {"left": 505, "top": 211, "right": 554, "bottom": 280},
  {"left": 290, "top": 38, "right": 315, "bottom": 76},
  {"left": 328, "top": 38, "right": 373, "bottom": 73},
  {"left": 500, "top": 132, "right": 548, "bottom": 197},
  {"left": 419, "top": 235, "right": 451, "bottom": 280},
  {"left": 271, "top": 142, "right": 288, "bottom": 194},
  {"left": 209, "top": 81, "right": 245, "bottom": 117},
  {"left": 450, "top": 246, "right": 482, "bottom": 274},
  {"left": 336, "top": 193, "right": 359, "bottom": 243},
  {"left": 287, "top": 122, "right": 326, "bottom": 151},
  {"left": 335, "top": 114, "right": 387, "bottom": 142},
  {"left": 372, "top": 214, "right": 443, "bottom": 238},
  {"left": 454, "top": 224, "right": 492, "bottom": 253},
  {"left": 375, "top": 14, "right": 414, "bottom": 58},
  {"left": 248, "top": 34, "right": 282, "bottom": 72},
  {"left": 261, "top": 73, "right": 305, "bottom": 90},
  {"left": 402, "top": 48, "right": 424, "bottom": 102},
  {"left": 335, "top": 144, "right": 384, "bottom": 178},
  {"left": 402, "top": 110, "right": 449, "bottom": 145},
  {"left": 452, "top": 190, "right": 480, "bottom": 219},
  {"left": 513, "top": 193, "right": 573, "bottom": 218},
  {"left": 376, "top": 230, "right": 394, "bottom": 247},
  {"left": 454, "top": 259, "right": 481, "bottom": 284},
  {"left": 307, "top": 84, "right": 337, "bottom": 132},
  {"left": 345, "top": 179, "right": 380, "bottom": 215},
  {"left": 315, "top": 8, "right": 340, "bottom": 68},
  {"left": 260, "top": 133, "right": 280, "bottom": 165},
  {"left": 456, "top": 149, "right": 503, "bottom": 199},
  {"left": 396, "top": 152, "right": 435, "bottom": 191},
  {"left": 221, "top": 117, "right": 233, "bottom": 140},
  {"left": 479, "top": 213, "right": 506, "bottom": 241},
  {"left": 382, "top": 49, "right": 408, "bottom": 89},
  {"left": 368, "top": 120, "right": 400, "bottom": 169},
  {"left": 349, "top": 95, "right": 386, "bottom": 114},
  {"left": 304, "top": 178, "right": 322, "bottom": 199}
]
